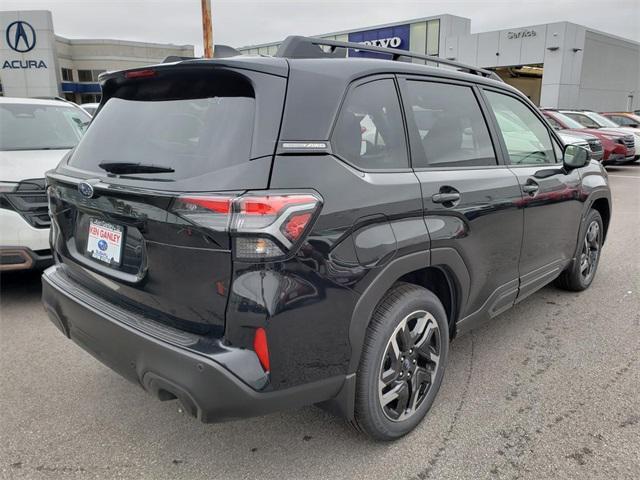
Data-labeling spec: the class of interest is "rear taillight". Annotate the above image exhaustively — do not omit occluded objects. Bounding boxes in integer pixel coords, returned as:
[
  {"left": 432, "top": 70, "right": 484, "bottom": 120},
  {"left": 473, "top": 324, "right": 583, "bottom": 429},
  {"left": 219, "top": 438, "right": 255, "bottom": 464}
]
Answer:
[{"left": 172, "top": 192, "right": 321, "bottom": 260}]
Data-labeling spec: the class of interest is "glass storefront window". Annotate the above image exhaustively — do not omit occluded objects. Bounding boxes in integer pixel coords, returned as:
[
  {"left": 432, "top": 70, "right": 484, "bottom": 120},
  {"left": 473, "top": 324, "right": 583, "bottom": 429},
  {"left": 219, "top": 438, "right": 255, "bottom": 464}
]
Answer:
[{"left": 426, "top": 19, "right": 440, "bottom": 56}]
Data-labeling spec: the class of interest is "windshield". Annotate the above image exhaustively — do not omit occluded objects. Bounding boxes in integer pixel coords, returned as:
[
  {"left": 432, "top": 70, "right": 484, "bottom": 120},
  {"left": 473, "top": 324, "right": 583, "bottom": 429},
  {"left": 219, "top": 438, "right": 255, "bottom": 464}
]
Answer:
[
  {"left": 0, "top": 103, "right": 90, "bottom": 151},
  {"left": 551, "top": 112, "right": 586, "bottom": 129},
  {"left": 586, "top": 112, "right": 620, "bottom": 128},
  {"left": 68, "top": 96, "right": 255, "bottom": 180}
]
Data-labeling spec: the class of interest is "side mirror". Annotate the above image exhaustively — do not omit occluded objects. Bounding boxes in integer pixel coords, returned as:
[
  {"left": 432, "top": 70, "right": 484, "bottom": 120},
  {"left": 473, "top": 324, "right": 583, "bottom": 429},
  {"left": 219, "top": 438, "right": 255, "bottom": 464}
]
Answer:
[{"left": 563, "top": 144, "right": 590, "bottom": 169}]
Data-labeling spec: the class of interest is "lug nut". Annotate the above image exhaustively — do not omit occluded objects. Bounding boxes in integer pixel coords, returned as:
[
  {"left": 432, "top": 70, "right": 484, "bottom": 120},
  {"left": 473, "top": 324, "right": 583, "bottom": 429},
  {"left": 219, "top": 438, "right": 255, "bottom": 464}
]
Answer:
[
  {"left": 413, "top": 359, "right": 417, "bottom": 364},
  {"left": 410, "top": 349, "right": 414, "bottom": 354},
  {"left": 399, "top": 371, "right": 404, "bottom": 377}
]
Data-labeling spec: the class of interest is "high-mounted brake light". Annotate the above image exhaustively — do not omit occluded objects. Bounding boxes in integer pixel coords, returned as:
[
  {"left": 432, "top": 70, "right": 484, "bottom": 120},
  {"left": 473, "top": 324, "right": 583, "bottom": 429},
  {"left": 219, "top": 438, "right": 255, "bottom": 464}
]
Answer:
[
  {"left": 124, "top": 69, "right": 157, "bottom": 79},
  {"left": 172, "top": 192, "right": 321, "bottom": 259}
]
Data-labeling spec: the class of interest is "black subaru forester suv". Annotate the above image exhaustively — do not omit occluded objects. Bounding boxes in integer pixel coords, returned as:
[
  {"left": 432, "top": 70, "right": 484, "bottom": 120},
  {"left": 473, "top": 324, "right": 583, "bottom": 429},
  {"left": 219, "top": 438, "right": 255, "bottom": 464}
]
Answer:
[{"left": 43, "top": 36, "right": 611, "bottom": 440}]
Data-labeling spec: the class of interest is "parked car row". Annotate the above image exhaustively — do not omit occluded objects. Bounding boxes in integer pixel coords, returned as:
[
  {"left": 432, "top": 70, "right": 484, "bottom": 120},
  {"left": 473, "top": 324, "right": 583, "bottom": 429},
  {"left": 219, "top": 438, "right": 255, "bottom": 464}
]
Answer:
[{"left": 542, "top": 109, "right": 639, "bottom": 165}]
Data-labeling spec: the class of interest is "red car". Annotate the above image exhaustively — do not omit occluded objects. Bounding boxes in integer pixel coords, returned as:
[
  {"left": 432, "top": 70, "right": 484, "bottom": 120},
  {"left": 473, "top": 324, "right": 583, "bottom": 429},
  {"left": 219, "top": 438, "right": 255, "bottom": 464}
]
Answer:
[
  {"left": 542, "top": 110, "right": 633, "bottom": 164},
  {"left": 600, "top": 112, "right": 640, "bottom": 129}
]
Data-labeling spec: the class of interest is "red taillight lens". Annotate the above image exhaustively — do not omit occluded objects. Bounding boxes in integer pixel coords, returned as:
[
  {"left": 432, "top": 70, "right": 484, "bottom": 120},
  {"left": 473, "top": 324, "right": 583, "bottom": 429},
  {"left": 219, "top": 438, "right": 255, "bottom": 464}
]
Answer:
[
  {"left": 172, "top": 195, "right": 235, "bottom": 231},
  {"left": 238, "top": 195, "right": 319, "bottom": 216},
  {"left": 282, "top": 212, "right": 312, "bottom": 242},
  {"left": 177, "top": 196, "right": 232, "bottom": 214},
  {"left": 173, "top": 191, "right": 321, "bottom": 259},
  {"left": 253, "top": 327, "right": 270, "bottom": 372},
  {"left": 124, "top": 69, "right": 157, "bottom": 79}
]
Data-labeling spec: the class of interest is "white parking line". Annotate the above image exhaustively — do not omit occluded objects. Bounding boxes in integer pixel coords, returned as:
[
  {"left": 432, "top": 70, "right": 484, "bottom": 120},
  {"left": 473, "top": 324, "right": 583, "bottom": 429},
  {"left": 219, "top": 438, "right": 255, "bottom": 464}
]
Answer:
[{"left": 607, "top": 174, "right": 640, "bottom": 179}]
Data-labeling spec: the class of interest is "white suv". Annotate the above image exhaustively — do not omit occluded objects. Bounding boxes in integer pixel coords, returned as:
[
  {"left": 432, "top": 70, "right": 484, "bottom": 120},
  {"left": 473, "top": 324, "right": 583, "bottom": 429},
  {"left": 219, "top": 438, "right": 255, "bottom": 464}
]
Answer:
[{"left": 0, "top": 97, "right": 90, "bottom": 271}]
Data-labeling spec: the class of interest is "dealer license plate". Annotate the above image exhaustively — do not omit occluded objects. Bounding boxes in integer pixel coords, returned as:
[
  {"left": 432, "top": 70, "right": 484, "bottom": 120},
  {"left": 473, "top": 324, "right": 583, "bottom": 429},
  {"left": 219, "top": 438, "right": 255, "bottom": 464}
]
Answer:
[{"left": 86, "top": 218, "right": 124, "bottom": 265}]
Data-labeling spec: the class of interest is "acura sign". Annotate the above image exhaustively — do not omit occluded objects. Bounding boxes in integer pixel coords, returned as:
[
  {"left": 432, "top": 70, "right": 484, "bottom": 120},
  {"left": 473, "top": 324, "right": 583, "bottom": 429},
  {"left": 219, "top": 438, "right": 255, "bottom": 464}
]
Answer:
[
  {"left": 2, "top": 19, "right": 48, "bottom": 70},
  {"left": 6, "top": 20, "right": 36, "bottom": 52}
]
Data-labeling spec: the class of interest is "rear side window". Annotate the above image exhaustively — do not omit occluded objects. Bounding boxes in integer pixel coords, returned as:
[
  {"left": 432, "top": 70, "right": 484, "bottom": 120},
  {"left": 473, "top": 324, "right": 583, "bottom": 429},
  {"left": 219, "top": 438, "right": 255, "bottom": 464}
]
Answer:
[
  {"left": 405, "top": 81, "right": 496, "bottom": 168},
  {"left": 332, "top": 79, "right": 408, "bottom": 170}
]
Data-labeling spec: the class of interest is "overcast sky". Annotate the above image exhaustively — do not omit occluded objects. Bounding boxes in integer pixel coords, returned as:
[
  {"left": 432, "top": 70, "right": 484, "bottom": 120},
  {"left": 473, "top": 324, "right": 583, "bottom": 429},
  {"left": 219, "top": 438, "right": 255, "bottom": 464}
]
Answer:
[{"left": 4, "top": 0, "right": 639, "bottom": 54}]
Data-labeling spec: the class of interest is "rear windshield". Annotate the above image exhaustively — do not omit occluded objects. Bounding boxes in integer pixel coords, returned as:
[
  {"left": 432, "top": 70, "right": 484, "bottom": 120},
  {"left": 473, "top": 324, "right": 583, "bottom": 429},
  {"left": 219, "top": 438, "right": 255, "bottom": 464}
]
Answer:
[
  {"left": 68, "top": 96, "right": 255, "bottom": 180},
  {"left": 0, "top": 103, "right": 90, "bottom": 151}
]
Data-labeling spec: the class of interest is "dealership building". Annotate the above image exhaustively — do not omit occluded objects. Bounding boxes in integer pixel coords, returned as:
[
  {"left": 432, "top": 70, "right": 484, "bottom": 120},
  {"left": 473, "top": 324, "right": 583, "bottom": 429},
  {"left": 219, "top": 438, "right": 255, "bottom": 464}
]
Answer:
[
  {"left": 1, "top": 10, "right": 638, "bottom": 111},
  {"left": 239, "top": 14, "right": 640, "bottom": 111},
  {"left": 0, "top": 10, "right": 194, "bottom": 103}
]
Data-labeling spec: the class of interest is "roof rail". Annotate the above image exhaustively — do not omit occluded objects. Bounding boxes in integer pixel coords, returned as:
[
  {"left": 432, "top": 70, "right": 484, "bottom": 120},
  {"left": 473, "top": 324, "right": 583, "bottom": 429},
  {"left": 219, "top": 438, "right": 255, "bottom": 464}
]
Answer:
[{"left": 275, "top": 36, "right": 502, "bottom": 81}]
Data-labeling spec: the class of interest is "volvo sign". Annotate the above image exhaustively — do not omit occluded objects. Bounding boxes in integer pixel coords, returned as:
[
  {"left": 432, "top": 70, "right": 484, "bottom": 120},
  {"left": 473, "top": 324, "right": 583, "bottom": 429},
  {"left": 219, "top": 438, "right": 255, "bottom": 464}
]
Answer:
[{"left": 348, "top": 24, "right": 410, "bottom": 58}]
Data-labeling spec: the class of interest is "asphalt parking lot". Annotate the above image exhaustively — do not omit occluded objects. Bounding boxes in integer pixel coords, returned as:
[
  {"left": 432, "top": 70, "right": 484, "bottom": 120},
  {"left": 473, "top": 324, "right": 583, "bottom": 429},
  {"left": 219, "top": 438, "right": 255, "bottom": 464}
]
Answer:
[{"left": 1, "top": 165, "right": 638, "bottom": 480}]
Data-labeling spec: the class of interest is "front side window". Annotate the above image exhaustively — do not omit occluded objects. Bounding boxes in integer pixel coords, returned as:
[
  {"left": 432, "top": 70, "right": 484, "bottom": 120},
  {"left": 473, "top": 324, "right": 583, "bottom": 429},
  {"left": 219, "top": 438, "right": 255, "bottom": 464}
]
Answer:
[
  {"left": 0, "top": 104, "right": 90, "bottom": 151},
  {"left": 332, "top": 79, "right": 408, "bottom": 170},
  {"left": 485, "top": 91, "right": 555, "bottom": 165},
  {"left": 406, "top": 81, "right": 496, "bottom": 168}
]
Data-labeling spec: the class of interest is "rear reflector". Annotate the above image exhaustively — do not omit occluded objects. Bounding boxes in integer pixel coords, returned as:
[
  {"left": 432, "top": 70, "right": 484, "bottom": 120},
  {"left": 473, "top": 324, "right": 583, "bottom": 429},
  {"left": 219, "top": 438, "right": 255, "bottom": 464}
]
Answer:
[{"left": 253, "top": 327, "right": 270, "bottom": 372}]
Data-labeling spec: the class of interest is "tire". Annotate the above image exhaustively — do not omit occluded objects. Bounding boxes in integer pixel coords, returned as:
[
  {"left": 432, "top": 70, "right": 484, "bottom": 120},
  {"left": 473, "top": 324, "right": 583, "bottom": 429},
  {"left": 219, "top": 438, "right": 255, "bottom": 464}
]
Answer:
[
  {"left": 555, "top": 209, "right": 603, "bottom": 292},
  {"left": 353, "top": 283, "right": 449, "bottom": 441}
]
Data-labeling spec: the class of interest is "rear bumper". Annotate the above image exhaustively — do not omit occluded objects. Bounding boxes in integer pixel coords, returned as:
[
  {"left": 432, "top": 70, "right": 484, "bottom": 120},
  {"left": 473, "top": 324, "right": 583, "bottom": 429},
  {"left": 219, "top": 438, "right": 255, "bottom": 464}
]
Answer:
[{"left": 41, "top": 265, "right": 345, "bottom": 422}]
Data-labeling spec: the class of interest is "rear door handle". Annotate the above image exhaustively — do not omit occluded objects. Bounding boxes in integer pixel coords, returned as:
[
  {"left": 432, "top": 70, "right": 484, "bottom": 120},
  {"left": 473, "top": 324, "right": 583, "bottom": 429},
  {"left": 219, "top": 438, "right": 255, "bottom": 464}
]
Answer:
[
  {"left": 432, "top": 192, "right": 461, "bottom": 204},
  {"left": 522, "top": 182, "right": 539, "bottom": 195}
]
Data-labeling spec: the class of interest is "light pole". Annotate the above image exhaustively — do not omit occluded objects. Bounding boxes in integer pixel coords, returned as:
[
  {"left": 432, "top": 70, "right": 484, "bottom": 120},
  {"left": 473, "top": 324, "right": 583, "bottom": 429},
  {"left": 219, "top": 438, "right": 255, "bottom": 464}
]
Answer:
[{"left": 201, "top": 0, "right": 213, "bottom": 58}]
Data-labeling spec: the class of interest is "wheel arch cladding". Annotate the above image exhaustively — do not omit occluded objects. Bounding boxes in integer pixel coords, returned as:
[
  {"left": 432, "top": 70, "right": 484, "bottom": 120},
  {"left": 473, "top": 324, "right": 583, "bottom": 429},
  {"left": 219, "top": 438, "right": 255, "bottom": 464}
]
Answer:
[
  {"left": 348, "top": 251, "right": 466, "bottom": 373},
  {"left": 397, "top": 266, "right": 456, "bottom": 338},
  {"left": 590, "top": 198, "right": 610, "bottom": 242}
]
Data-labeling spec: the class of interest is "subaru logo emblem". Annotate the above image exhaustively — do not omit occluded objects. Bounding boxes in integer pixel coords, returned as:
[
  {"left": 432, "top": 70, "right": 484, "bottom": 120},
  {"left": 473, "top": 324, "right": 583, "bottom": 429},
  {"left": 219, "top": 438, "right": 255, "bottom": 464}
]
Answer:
[
  {"left": 6, "top": 21, "right": 36, "bottom": 53},
  {"left": 78, "top": 182, "right": 94, "bottom": 199}
]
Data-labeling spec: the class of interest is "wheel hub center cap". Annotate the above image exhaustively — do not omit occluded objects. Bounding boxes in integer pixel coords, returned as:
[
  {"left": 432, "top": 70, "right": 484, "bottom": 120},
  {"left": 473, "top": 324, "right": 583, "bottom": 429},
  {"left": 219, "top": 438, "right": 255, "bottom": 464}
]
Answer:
[{"left": 403, "top": 358, "right": 412, "bottom": 370}]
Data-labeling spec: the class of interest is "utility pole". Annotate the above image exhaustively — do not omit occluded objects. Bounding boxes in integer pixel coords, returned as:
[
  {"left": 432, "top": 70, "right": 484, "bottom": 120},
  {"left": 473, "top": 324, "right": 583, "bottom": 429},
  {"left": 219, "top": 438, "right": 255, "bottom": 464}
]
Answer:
[{"left": 201, "top": 0, "right": 213, "bottom": 58}]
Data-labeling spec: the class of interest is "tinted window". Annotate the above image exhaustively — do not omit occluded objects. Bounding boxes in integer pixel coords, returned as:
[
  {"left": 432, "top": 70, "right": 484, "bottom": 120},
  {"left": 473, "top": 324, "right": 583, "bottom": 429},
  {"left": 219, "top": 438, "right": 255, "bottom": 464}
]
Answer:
[
  {"left": 0, "top": 104, "right": 90, "bottom": 151},
  {"left": 406, "top": 81, "right": 496, "bottom": 168},
  {"left": 563, "top": 113, "right": 600, "bottom": 129},
  {"left": 544, "top": 114, "right": 563, "bottom": 130},
  {"left": 332, "top": 79, "right": 408, "bottom": 170},
  {"left": 486, "top": 91, "right": 556, "bottom": 165},
  {"left": 69, "top": 96, "right": 255, "bottom": 180}
]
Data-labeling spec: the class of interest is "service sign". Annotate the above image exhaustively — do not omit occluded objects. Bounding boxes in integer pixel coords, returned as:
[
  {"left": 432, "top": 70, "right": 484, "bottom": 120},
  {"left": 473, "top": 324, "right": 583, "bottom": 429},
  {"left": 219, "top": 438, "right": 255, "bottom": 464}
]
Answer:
[{"left": 348, "top": 24, "right": 410, "bottom": 58}]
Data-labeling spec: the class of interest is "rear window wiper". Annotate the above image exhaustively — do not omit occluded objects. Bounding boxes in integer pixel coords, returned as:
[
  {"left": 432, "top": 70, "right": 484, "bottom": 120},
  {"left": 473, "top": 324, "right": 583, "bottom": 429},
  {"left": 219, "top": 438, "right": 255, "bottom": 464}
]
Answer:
[{"left": 98, "top": 162, "right": 175, "bottom": 174}]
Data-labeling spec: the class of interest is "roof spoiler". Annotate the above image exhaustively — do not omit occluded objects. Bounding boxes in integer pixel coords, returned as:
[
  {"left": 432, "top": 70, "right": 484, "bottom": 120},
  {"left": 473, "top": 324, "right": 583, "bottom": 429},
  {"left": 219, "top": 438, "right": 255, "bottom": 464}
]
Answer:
[
  {"left": 275, "top": 35, "right": 502, "bottom": 81},
  {"left": 163, "top": 45, "right": 241, "bottom": 63}
]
